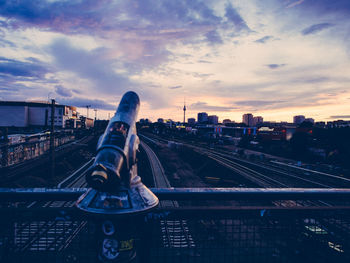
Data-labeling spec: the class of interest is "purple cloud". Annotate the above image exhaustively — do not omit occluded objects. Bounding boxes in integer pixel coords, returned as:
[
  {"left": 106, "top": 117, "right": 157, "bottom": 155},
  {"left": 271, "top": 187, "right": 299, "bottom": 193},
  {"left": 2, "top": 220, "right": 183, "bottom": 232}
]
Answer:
[
  {"left": 234, "top": 100, "right": 285, "bottom": 107},
  {"left": 0, "top": 57, "right": 49, "bottom": 78},
  {"left": 169, "top": 86, "right": 182, "bottom": 90},
  {"left": 57, "top": 97, "right": 116, "bottom": 111},
  {"left": 190, "top": 101, "right": 237, "bottom": 112},
  {"left": 48, "top": 39, "right": 131, "bottom": 92},
  {"left": 266, "top": 64, "right": 286, "bottom": 69},
  {"left": 255, "top": 36, "right": 273, "bottom": 44},
  {"left": 55, "top": 85, "right": 72, "bottom": 97},
  {"left": 48, "top": 38, "right": 167, "bottom": 109},
  {"left": 0, "top": 0, "right": 107, "bottom": 33},
  {"left": 329, "top": 115, "right": 350, "bottom": 119},
  {"left": 205, "top": 30, "right": 223, "bottom": 45},
  {"left": 225, "top": 3, "right": 250, "bottom": 31},
  {"left": 0, "top": 0, "right": 248, "bottom": 47},
  {"left": 301, "top": 23, "right": 334, "bottom": 35},
  {"left": 300, "top": 0, "right": 350, "bottom": 15}
]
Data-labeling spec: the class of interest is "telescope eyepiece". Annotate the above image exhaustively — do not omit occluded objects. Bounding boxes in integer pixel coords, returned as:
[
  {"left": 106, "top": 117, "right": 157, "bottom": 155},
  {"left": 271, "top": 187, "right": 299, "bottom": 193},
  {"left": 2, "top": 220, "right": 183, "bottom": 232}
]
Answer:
[{"left": 90, "top": 170, "right": 108, "bottom": 190}]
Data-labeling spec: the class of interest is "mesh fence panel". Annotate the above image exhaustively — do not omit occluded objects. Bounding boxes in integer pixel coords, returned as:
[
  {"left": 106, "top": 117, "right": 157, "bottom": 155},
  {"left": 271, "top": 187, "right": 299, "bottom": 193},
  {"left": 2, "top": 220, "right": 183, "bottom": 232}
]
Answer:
[{"left": 1, "top": 208, "right": 350, "bottom": 262}]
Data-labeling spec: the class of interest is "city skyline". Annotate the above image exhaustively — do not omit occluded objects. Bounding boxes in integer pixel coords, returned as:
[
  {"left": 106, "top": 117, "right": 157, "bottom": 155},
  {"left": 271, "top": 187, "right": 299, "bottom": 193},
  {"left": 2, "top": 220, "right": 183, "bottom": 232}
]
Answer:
[{"left": 0, "top": 1, "right": 349, "bottom": 122}]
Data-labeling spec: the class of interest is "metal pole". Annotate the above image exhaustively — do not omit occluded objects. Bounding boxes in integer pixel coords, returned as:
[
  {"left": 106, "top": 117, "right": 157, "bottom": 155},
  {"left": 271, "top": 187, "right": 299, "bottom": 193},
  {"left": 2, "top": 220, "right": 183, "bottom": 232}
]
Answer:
[
  {"left": 50, "top": 99, "right": 55, "bottom": 178},
  {"left": 86, "top": 105, "right": 91, "bottom": 119},
  {"left": 1, "top": 128, "right": 8, "bottom": 167}
]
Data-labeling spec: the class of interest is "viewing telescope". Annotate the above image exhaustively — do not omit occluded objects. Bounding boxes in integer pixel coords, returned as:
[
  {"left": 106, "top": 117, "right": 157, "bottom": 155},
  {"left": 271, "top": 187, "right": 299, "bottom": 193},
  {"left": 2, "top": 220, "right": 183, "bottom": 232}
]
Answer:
[
  {"left": 77, "top": 91, "right": 158, "bottom": 262},
  {"left": 86, "top": 91, "right": 142, "bottom": 191},
  {"left": 77, "top": 91, "right": 158, "bottom": 215}
]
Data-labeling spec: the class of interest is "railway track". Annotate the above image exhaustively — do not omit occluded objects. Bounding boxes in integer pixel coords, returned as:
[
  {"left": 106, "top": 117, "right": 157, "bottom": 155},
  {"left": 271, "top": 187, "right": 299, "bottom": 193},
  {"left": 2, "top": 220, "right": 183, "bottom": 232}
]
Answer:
[
  {"left": 201, "top": 149, "right": 333, "bottom": 188},
  {"left": 141, "top": 133, "right": 350, "bottom": 189},
  {"left": 0, "top": 135, "right": 95, "bottom": 183},
  {"left": 140, "top": 139, "right": 195, "bottom": 249},
  {"left": 140, "top": 134, "right": 346, "bottom": 209}
]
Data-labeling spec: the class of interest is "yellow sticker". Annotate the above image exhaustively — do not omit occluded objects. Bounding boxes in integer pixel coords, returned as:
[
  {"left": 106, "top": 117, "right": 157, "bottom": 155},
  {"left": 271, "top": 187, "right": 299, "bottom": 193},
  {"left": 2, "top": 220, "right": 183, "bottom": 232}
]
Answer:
[{"left": 119, "top": 239, "right": 134, "bottom": 251}]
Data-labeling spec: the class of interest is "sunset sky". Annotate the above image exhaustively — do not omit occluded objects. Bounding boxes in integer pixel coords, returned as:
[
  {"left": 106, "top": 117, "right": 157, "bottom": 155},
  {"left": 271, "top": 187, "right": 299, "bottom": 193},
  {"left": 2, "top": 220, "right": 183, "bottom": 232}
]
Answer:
[{"left": 0, "top": 0, "right": 349, "bottom": 122}]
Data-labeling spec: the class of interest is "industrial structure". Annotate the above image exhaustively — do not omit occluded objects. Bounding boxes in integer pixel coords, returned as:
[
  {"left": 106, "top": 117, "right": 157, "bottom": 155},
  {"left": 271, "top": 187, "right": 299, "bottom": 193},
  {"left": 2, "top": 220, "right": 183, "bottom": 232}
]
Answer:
[
  {"left": 0, "top": 101, "right": 78, "bottom": 128},
  {"left": 0, "top": 101, "right": 94, "bottom": 129}
]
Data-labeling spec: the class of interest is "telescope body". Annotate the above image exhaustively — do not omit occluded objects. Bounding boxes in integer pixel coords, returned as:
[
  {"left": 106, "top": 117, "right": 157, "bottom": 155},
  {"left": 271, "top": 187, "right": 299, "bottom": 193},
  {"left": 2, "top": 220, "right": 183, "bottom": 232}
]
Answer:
[
  {"left": 86, "top": 91, "right": 140, "bottom": 191},
  {"left": 78, "top": 91, "right": 158, "bottom": 215}
]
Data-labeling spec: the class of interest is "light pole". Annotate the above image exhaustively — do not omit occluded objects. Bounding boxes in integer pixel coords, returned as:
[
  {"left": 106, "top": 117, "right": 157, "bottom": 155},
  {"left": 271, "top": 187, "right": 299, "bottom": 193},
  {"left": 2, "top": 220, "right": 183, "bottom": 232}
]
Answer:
[
  {"left": 94, "top": 109, "right": 97, "bottom": 121},
  {"left": 86, "top": 105, "right": 91, "bottom": 119}
]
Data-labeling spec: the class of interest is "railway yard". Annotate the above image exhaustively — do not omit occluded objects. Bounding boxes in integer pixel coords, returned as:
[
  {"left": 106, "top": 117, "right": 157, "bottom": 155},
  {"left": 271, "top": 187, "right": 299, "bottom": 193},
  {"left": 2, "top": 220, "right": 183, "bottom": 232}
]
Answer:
[
  {"left": 1, "top": 132, "right": 350, "bottom": 262},
  {"left": 140, "top": 133, "right": 350, "bottom": 190}
]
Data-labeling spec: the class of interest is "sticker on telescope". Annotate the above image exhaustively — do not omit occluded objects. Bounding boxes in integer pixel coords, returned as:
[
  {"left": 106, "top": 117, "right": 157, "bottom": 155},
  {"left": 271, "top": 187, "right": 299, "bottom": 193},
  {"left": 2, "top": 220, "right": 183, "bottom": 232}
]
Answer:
[
  {"left": 92, "top": 192, "right": 131, "bottom": 209},
  {"left": 102, "top": 238, "right": 119, "bottom": 260},
  {"left": 120, "top": 239, "right": 134, "bottom": 251},
  {"left": 102, "top": 221, "right": 115, "bottom": 236}
]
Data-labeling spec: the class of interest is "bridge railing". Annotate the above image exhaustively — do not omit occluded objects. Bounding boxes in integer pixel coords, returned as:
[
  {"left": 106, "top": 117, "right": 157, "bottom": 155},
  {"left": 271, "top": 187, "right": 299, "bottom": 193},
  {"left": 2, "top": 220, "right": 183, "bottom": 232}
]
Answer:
[{"left": 1, "top": 188, "right": 350, "bottom": 263}]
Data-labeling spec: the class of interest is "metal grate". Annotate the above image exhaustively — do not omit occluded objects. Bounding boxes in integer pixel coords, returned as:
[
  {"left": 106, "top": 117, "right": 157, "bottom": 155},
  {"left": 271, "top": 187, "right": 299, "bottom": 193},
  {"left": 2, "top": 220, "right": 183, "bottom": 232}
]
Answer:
[
  {"left": 144, "top": 209, "right": 350, "bottom": 263},
  {"left": 1, "top": 208, "right": 350, "bottom": 262}
]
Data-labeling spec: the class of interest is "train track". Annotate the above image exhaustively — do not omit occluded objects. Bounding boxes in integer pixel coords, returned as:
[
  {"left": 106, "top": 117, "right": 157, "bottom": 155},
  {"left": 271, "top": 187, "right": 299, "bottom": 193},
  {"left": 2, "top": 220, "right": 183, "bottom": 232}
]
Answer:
[
  {"left": 14, "top": 158, "right": 93, "bottom": 252},
  {"left": 140, "top": 139, "right": 195, "bottom": 249},
  {"left": 141, "top": 133, "right": 350, "bottom": 189},
  {"left": 200, "top": 149, "right": 334, "bottom": 188},
  {"left": 0, "top": 135, "right": 95, "bottom": 182},
  {"left": 140, "top": 134, "right": 344, "bottom": 210}
]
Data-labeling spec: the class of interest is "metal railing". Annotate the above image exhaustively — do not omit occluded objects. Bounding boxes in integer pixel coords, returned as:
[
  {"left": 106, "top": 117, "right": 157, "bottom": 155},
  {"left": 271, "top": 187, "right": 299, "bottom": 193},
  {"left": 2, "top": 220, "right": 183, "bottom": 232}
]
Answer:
[{"left": 1, "top": 188, "right": 350, "bottom": 262}]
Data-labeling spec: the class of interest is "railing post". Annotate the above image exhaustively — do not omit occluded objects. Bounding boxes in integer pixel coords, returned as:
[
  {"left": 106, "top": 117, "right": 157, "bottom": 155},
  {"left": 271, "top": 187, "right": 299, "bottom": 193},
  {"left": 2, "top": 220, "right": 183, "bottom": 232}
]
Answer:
[{"left": 50, "top": 99, "right": 55, "bottom": 178}]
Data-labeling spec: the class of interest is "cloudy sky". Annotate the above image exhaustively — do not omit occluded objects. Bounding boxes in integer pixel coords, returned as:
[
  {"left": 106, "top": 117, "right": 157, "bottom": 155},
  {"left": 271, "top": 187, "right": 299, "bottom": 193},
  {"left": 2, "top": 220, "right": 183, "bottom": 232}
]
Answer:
[{"left": 0, "top": 0, "right": 349, "bottom": 122}]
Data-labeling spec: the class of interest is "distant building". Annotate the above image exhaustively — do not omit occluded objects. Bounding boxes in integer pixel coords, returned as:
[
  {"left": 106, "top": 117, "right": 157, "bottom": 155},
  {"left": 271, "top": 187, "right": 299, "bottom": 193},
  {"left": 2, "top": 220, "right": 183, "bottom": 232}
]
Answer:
[
  {"left": 242, "top": 113, "right": 254, "bottom": 126},
  {"left": 315, "top": 122, "right": 326, "bottom": 128},
  {"left": 188, "top": 118, "right": 196, "bottom": 125},
  {"left": 164, "top": 119, "right": 175, "bottom": 128},
  {"left": 257, "top": 127, "right": 287, "bottom": 141},
  {"left": 222, "top": 119, "right": 231, "bottom": 124},
  {"left": 0, "top": 101, "right": 77, "bottom": 128},
  {"left": 293, "top": 115, "right": 305, "bottom": 125},
  {"left": 304, "top": 118, "right": 315, "bottom": 124},
  {"left": 208, "top": 115, "right": 219, "bottom": 125},
  {"left": 80, "top": 116, "right": 94, "bottom": 129},
  {"left": 197, "top": 112, "right": 208, "bottom": 123},
  {"left": 139, "top": 118, "right": 152, "bottom": 125},
  {"left": 253, "top": 116, "right": 263, "bottom": 126},
  {"left": 327, "top": 120, "right": 350, "bottom": 128}
]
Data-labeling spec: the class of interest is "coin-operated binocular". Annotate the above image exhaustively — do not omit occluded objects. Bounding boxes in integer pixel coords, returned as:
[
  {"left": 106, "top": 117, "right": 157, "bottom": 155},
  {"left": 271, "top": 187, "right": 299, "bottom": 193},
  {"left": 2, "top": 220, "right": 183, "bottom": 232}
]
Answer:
[{"left": 76, "top": 91, "right": 158, "bottom": 262}]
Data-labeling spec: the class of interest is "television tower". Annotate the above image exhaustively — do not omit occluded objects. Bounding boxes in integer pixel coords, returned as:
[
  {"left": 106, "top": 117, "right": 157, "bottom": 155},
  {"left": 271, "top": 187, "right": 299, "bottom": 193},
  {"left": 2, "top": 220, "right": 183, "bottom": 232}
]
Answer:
[{"left": 183, "top": 98, "right": 186, "bottom": 124}]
